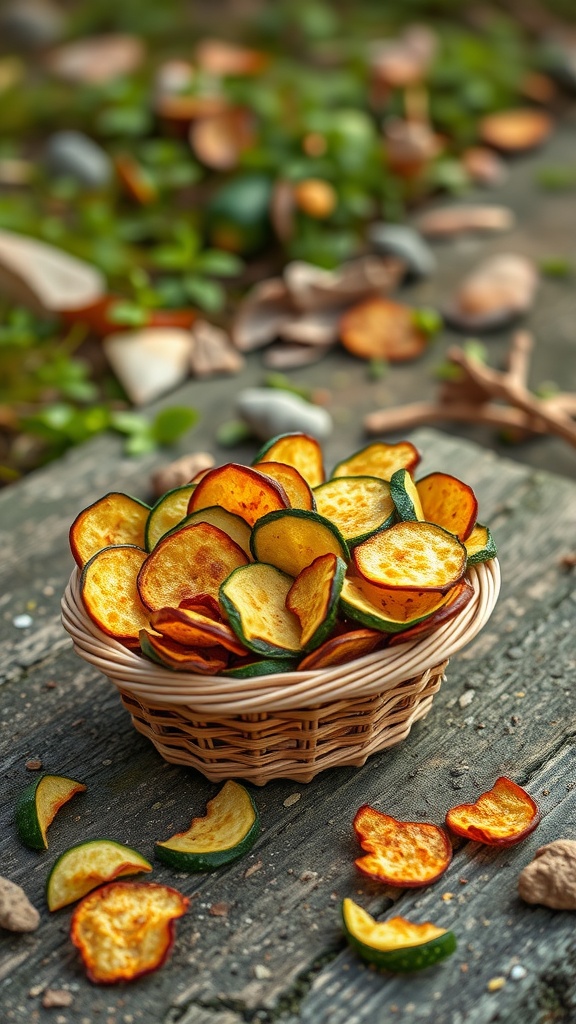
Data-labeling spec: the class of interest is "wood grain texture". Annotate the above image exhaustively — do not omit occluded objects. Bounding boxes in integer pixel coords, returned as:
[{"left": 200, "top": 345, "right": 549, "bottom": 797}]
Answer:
[{"left": 1, "top": 426, "right": 575, "bottom": 1024}]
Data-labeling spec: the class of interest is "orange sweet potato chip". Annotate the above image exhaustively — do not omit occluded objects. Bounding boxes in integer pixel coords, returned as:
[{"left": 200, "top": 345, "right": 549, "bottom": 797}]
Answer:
[
  {"left": 416, "top": 472, "right": 478, "bottom": 542},
  {"left": 71, "top": 881, "right": 188, "bottom": 984},
  {"left": 340, "top": 298, "right": 427, "bottom": 362},
  {"left": 353, "top": 806, "right": 453, "bottom": 886},
  {"left": 70, "top": 492, "right": 150, "bottom": 568},
  {"left": 298, "top": 628, "right": 384, "bottom": 670},
  {"left": 256, "top": 461, "right": 315, "bottom": 511},
  {"left": 80, "top": 545, "right": 150, "bottom": 646},
  {"left": 140, "top": 629, "right": 229, "bottom": 674},
  {"left": 137, "top": 522, "right": 248, "bottom": 611},
  {"left": 150, "top": 606, "right": 248, "bottom": 656},
  {"left": 188, "top": 463, "right": 290, "bottom": 527},
  {"left": 445, "top": 777, "right": 541, "bottom": 847}
]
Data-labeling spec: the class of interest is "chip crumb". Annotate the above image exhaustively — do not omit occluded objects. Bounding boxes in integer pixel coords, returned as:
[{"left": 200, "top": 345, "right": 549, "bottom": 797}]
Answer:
[
  {"left": 25, "top": 759, "right": 42, "bottom": 771},
  {"left": 514, "top": 691, "right": 526, "bottom": 698},
  {"left": 299, "top": 870, "right": 318, "bottom": 883},
  {"left": 442, "top": 892, "right": 455, "bottom": 901},
  {"left": 253, "top": 964, "right": 272, "bottom": 980},
  {"left": 42, "top": 990, "right": 73, "bottom": 1009},
  {"left": 283, "top": 793, "right": 301, "bottom": 807},
  {"left": 459, "top": 690, "right": 475, "bottom": 708},
  {"left": 541, "top": 788, "right": 550, "bottom": 796},
  {"left": 208, "top": 902, "right": 230, "bottom": 918},
  {"left": 44, "top": 681, "right": 57, "bottom": 689},
  {"left": 28, "top": 984, "right": 46, "bottom": 998},
  {"left": 244, "top": 860, "right": 263, "bottom": 878},
  {"left": 487, "top": 977, "right": 506, "bottom": 992},
  {"left": 460, "top": 963, "right": 469, "bottom": 973},
  {"left": 459, "top": 877, "right": 469, "bottom": 885}
]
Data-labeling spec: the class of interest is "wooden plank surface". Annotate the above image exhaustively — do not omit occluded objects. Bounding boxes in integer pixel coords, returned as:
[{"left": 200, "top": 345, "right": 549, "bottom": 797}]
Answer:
[{"left": 1, "top": 426, "right": 575, "bottom": 1024}]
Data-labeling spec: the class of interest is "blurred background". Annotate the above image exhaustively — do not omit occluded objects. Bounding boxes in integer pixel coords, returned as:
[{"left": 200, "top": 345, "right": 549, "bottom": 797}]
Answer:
[{"left": 1, "top": 0, "right": 575, "bottom": 485}]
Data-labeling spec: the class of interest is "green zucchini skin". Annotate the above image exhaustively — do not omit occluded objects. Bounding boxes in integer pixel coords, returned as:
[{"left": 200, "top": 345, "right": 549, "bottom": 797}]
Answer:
[
  {"left": 15, "top": 777, "right": 47, "bottom": 850},
  {"left": 155, "top": 790, "right": 260, "bottom": 872},
  {"left": 222, "top": 657, "right": 299, "bottom": 678},
  {"left": 341, "top": 902, "right": 457, "bottom": 972},
  {"left": 144, "top": 484, "right": 196, "bottom": 551},
  {"left": 389, "top": 468, "right": 421, "bottom": 522},
  {"left": 466, "top": 523, "right": 498, "bottom": 565},
  {"left": 299, "top": 556, "right": 347, "bottom": 652}
]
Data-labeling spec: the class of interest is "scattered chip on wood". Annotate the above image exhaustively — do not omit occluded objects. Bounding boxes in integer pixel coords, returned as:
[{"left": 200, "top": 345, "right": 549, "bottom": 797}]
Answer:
[
  {"left": 353, "top": 806, "right": 452, "bottom": 886},
  {"left": 446, "top": 777, "right": 541, "bottom": 846},
  {"left": 479, "top": 109, "right": 553, "bottom": 153},
  {"left": 340, "top": 297, "right": 428, "bottom": 362}
]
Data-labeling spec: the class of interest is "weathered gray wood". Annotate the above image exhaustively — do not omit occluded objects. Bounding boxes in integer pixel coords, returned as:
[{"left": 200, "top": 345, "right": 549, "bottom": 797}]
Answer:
[{"left": 1, "top": 428, "right": 575, "bottom": 1024}]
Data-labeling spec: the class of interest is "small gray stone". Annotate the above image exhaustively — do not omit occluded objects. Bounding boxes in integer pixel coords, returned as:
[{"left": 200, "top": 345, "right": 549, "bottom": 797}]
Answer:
[
  {"left": 0, "top": 876, "right": 40, "bottom": 932},
  {"left": 235, "top": 387, "right": 332, "bottom": 442},
  {"left": 368, "top": 223, "right": 436, "bottom": 279},
  {"left": 0, "top": 0, "right": 64, "bottom": 48},
  {"left": 44, "top": 131, "right": 112, "bottom": 188}
]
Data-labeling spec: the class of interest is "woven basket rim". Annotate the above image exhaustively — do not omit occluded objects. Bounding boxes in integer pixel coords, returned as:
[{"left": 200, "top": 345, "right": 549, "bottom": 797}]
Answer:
[{"left": 61, "top": 559, "right": 500, "bottom": 715}]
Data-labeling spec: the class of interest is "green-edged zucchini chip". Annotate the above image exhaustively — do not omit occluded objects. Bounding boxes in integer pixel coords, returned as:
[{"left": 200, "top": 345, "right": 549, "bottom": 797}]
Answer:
[
  {"left": 164, "top": 505, "right": 252, "bottom": 558},
  {"left": 219, "top": 563, "right": 303, "bottom": 656},
  {"left": 342, "top": 899, "right": 456, "bottom": 973},
  {"left": 155, "top": 781, "right": 259, "bottom": 871},
  {"left": 353, "top": 521, "right": 466, "bottom": 593},
  {"left": 340, "top": 576, "right": 452, "bottom": 632},
  {"left": 250, "top": 509, "right": 349, "bottom": 578},
  {"left": 331, "top": 442, "right": 420, "bottom": 482},
  {"left": 389, "top": 468, "right": 424, "bottom": 523},
  {"left": 313, "top": 476, "right": 395, "bottom": 545},
  {"left": 465, "top": 522, "right": 498, "bottom": 564},
  {"left": 145, "top": 484, "right": 196, "bottom": 551},
  {"left": 253, "top": 432, "right": 325, "bottom": 488},
  {"left": 286, "top": 553, "right": 346, "bottom": 649}
]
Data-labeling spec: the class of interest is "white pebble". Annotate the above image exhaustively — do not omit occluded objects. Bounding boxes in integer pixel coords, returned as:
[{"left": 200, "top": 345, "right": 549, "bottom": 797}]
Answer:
[
  {"left": 459, "top": 690, "right": 475, "bottom": 708},
  {"left": 510, "top": 965, "right": 527, "bottom": 980},
  {"left": 13, "top": 614, "right": 33, "bottom": 628},
  {"left": 253, "top": 964, "right": 272, "bottom": 980}
]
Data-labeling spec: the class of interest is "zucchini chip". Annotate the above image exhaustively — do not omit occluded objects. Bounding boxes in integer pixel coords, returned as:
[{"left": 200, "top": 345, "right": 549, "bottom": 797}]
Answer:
[
  {"left": 446, "top": 777, "right": 541, "bottom": 847},
  {"left": 256, "top": 461, "right": 316, "bottom": 510},
  {"left": 80, "top": 545, "right": 150, "bottom": 646},
  {"left": 389, "top": 468, "right": 424, "bottom": 522},
  {"left": 342, "top": 899, "right": 456, "bottom": 973},
  {"left": 189, "top": 463, "right": 289, "bottom": 527},
  {"left": 47, "top": 840, "right": 152, "bottom": 911},
  {"left": 353, "top": 521, "right": 466, "bottom": 592},
  {"left": 465, "top": 522, "right": 498, "bottom": 564},
  {"left": 250, "top": 509, "right": 349, "bottom": 578},
  {"left": 416, "top": 472, "right": 478, "bottom": 541},
  {"left": 253, "top": 431, "right": 325, "bottom": 488},
  {"left": 222, "top": 656, "right": 299, "bottom": 678},
  {"left": 70, "top": 492, "right": 150, "bottom": 568},
  {"left": 298, "top": 627, "right": 383, "bottom": 670},
  {"left": 353, "top": 806, "right": 452, "bottom": 886},
  {"left": 340, "top": 576, "right": 451, "bottom": 632},
  {"left": 139, "top": 629, "right": 229, "bottom": 674},
  {"left": 313, "top": 476, "right": 395, "bottom": 545},
  {"left": 16, "top": 774, "right": 86, "bottom": 851},
  {"left": 150, "top": 606, "right": 248, "bottom": 655},
  {"left": 155, "top": 781, "right": 259, "bottom": 871},
  {"left": 71, "top": 881, "right": 188, "bottom": 983},
  {"left": 286, "top": 553, "right": 346, "bottom": 649},
  {"left": 137, "top": 522, "right": 248, "bottom": 611},
  {"left": 168, "top": 505, "right": 252, "bottom": 558},
  {"left": 145, "top": 484, "right": 196, "bottom": 551},
  {"left": 331, "top": 441, "right": 421, "bottom": 482},
  {"left": 220, "top": 563, "right": 303, "bottom": 656}
]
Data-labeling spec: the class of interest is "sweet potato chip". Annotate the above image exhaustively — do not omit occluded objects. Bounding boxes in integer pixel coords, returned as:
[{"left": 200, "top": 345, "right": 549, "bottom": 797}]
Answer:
[
  {"left": 253, "top": 432, "right": 325, "bottom": 488},
  {"left": 179, "top": 594, "right": 222, "bottom": 620},
  {"left": 298, "top": 627, "right": 383, "bottom": 670},
  {"left": 416, "top": 472, "right": 478, "bottom": 541},
  {"left": 479, "top": 108, "right": 552, "bottom": 153},
  {"left": 256, "top": 461, "right": 315, "bottom": 510},
  {"left": 313, "top": 476, "right": 395, "bottom": 545},
  {"left": 445, "top": 777, "right": 541, "bottom": 847},
  {"left": 331, "top": 441, "right": 421, "bottom": 481},
  {"left": 340, "top": 297, "right": 427, "bottom": 362},
  {"left": 286, "top": 553, "right": 346, "bottom": 648},
  {"left": 71, "top": 881, "right": 188, "bottom": 984},
  {"left": 354, "top": 806, "right": 452, "bottom": 886},
  {"left": 137, "top": 522, "right": 248, "bottom": 610},
  {"left": 80, "top": 545, "right": 150, "bottom": 646},
  {"left": 70, "top": 492, "right": 150, "bottom": 568},
  {"left": 150, "top": 606, "right": 248, "bottom": 656},
  {"left": 353, "top": 521, "right": 466, "bottom": 592},
  {"left": 189, "top": 463, "right": 289, "bottom": 527},
  {"left": 139, "top": 629, "right": 229, "bottom": 673}
]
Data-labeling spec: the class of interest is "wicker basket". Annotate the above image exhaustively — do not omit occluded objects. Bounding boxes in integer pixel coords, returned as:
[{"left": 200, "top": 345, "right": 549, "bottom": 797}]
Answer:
[{"left": 61, "top": 559, "right": 500, "bottom": 785}]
